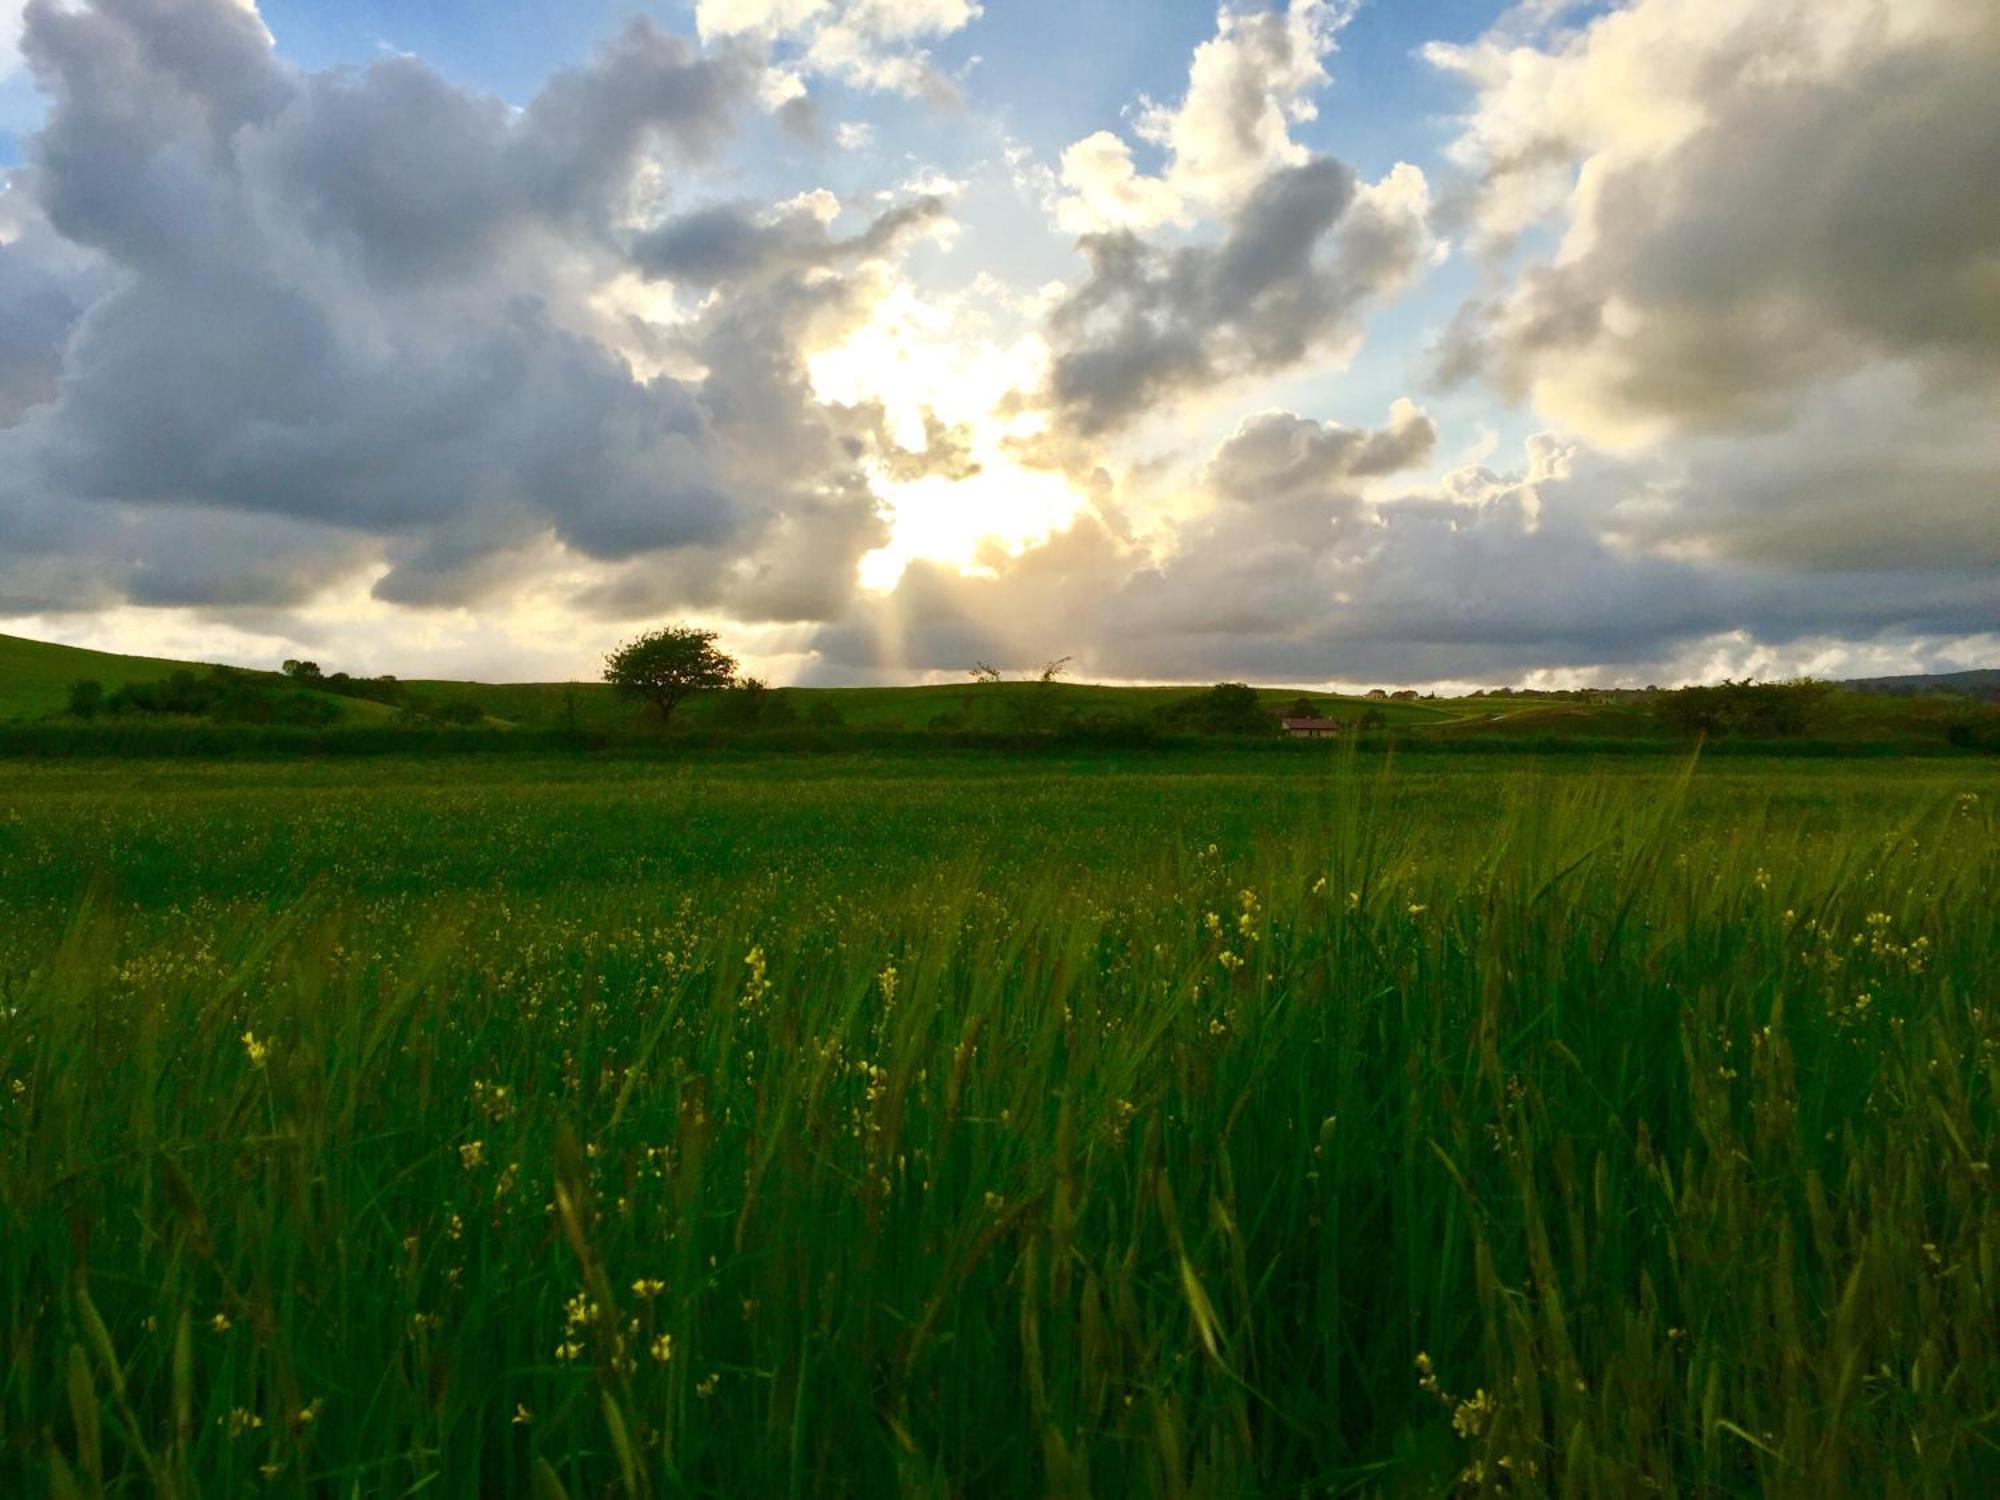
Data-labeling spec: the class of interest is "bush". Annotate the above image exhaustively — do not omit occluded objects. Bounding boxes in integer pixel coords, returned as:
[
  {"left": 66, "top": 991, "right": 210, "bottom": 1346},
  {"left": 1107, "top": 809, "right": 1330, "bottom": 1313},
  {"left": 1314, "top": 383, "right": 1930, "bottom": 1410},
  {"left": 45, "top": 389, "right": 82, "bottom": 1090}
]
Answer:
[
  {"left": 1158, "top": 683, "right": 1274, "bottom": 736},
  {"left": 1945, "top": 712, "right": 2000, "bottom": 753},
  {"left": 1654, "top": 678, "right": 1833, "bottom": 738},
  {"left": 101, "top": 667, "right": 342, "bottom": 726},
  {"left": 66, "top": 679, "right": 104, "bottom": 719},
  {"left": 716, "top": 678, "right": 798, "bottom": 732}
]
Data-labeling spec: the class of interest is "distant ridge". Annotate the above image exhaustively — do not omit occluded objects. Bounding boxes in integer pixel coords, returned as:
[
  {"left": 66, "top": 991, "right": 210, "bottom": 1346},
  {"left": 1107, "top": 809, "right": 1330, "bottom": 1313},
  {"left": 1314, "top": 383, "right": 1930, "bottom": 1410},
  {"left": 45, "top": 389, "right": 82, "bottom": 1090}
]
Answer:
[{"left": 1840, "top": 669, "right": 2000, "bottom": 698}]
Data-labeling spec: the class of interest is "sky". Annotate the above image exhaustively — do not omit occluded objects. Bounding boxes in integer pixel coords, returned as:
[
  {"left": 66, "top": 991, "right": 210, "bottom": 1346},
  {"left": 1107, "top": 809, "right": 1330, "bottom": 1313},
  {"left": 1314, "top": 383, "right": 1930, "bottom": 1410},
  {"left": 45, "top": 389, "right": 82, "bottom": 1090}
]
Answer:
[{"left": 0, "top": 0, "right": 1994, "bottom": 689}]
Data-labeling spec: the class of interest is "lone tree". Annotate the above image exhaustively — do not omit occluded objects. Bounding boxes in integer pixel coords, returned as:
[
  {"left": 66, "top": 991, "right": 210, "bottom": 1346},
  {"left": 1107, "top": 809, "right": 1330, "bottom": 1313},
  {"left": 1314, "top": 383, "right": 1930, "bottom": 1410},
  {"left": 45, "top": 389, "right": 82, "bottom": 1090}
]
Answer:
[{"left": 603, "top": 625, "right": 736, "bottom": 723}]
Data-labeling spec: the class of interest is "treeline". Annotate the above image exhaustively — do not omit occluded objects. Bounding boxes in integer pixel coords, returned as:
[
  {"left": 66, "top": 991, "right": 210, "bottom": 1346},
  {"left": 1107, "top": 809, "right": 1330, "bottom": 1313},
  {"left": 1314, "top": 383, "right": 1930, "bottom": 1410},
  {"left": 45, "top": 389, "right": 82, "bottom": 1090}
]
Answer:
[
  {"left": 1650, "top": 678, "right": 1832, "bottom": 738},
  {"left": 708, "top": 679, "right": 1381, "bottom": 738},
  {"left": 62, "top": 661, "right": 492, "bottom": 729},
  {"left": 281, "top": 660, "right": 487, "bottom": 725},
  {"left": 1649, "top": 676, "right": 2000, "bottom": 750},
  {"left": 66, "top": 668, "right": 341, "bottom": 726},
  {"left": 39, "top": 666, "right": 2000, "bottom": 755}
]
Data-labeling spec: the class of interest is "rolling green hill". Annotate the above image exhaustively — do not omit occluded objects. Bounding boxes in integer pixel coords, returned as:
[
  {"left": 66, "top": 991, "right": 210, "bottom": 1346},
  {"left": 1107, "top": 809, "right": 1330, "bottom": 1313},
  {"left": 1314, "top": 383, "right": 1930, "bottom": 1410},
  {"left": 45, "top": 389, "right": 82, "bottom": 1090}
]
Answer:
[
  {"left": 0, "top": 632, "right": 230, "bottom": 719},
  {"left": 1, "top": 629, "right": 1464, "bottom": 731},
  {"left": 0, "top": 631, "right": 396, "bottom": 723},
  {"left": 2, "top": 628, "right": 1991, "bottom": 748}
]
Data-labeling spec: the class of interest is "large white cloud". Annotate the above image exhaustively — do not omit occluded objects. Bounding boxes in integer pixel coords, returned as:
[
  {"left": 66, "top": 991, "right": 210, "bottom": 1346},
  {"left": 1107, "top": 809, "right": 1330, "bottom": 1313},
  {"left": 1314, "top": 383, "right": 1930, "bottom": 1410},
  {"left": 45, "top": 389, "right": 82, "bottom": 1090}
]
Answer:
[
  {"left": 1429, "top": 0, "right": 2000, "bottom": 443},
  {"left": 0, "top": 0, "right": 954, "bottom": 625},
  {"left": 695, "top": 0, "right": 980, "bottom": 101},
  {"left": 1053, "top": 0, "right": 1351, "bottom": 234},
  {"left": 1416, "top": 0, "right": 2000, "bottom": 614}
]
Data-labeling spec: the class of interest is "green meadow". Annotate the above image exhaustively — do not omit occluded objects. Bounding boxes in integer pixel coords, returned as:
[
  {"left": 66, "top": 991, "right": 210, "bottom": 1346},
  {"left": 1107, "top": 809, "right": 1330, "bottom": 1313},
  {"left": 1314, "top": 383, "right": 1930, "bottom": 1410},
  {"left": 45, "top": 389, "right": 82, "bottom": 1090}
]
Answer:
[{"left": 1, "top": 750, "right": 1995, "bottom": 1496}]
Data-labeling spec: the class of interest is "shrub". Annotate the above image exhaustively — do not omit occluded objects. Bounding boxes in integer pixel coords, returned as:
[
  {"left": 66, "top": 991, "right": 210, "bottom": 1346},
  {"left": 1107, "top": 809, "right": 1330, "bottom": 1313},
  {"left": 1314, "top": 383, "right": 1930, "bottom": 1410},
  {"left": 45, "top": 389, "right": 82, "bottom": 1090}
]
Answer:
[
  {"left": 1159, "top": 682, "right": 1274, "bottom": 736},
  {"left": 66, "top": 679, "right": 104, "bottom": 719},
  {"left": 717, "top": 678, "right": 798, "bottom": 731},
  {"left": 1654, "top": 678, "right": 1834, "bottom": 738}
]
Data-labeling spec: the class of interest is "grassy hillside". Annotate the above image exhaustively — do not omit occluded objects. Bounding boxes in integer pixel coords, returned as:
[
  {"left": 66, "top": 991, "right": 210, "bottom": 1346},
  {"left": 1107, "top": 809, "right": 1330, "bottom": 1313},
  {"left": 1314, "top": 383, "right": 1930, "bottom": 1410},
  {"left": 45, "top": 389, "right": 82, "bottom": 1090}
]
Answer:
[
  {"left": 0, "top": 631, "right": 224, "bottom": 719},
  {"left": 3, "top": 630, "right": 1467, "bottom": 732},
  {"left": 0, "top": 631, "right": 395, "bottom": 724},
  {"left": 5, "top": 628, "right": 1993, "bottom": 748}
]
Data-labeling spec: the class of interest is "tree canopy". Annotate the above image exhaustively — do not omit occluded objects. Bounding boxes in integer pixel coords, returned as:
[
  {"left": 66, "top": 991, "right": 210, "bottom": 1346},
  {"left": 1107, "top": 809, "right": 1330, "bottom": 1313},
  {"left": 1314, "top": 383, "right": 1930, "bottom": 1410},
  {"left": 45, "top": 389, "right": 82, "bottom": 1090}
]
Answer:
[{"left": 603, "top": 626, "right": 737, "bottom": 723}]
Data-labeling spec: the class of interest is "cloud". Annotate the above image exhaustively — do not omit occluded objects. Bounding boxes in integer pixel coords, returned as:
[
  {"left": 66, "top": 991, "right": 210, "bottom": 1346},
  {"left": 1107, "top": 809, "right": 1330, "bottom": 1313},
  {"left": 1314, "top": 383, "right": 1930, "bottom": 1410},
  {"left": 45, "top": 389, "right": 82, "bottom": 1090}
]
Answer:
[
  {"left": 1411, "top": 0, "right": 2000, "bottom": 620},
  {"left": 631, "top": 191, "right": 947, "bottom": 287},
  {"left": 1428, "top": 0, "right": 2000, "bottom": 444},
  {"left": 695, "top": 0, "right": 980, "bottom": 102},
  {"left": 811, "top": 418, "right": 1998, "bottom": 686},
  {"left": 0, "top": 168, "right": 106, "bottom": 424},
  {"left": 1039, "top": 155, "right": 1433, "bottom": 437},
  {"left": 0, "top": 0, "right": 938, "bottom": 625},
  {"left": 1600, "top": 374, "right": 2000, "bottom": 574},
  {"left": 878, "top": 410, "right": 981, "bottom": 482},
  {"left": 1, "top": 0, "right": 24, "bottom": 73},
  {"left": 3, "top": 0, "right": 1989, "bottom": 687},
  {"left": 1052, "top": 0, "right": 1350, "bottom": 234},
  {"left": 1204, "top": 399, "right": 1436, "bottom": 504},
  {"left": 1054, "top": 132, "right": 1185, "bottom": 234}
]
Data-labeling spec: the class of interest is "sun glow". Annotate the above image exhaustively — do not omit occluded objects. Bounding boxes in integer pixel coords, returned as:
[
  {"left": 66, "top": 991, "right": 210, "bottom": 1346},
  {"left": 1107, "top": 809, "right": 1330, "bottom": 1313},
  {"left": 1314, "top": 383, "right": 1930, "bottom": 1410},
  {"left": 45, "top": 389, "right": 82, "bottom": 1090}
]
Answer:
[
  {"left": 806, "top": 277, "right": 1088, "bottom": 590},
  {"left": 855, "top": 460, "right": 1092, "bottom": 591}
]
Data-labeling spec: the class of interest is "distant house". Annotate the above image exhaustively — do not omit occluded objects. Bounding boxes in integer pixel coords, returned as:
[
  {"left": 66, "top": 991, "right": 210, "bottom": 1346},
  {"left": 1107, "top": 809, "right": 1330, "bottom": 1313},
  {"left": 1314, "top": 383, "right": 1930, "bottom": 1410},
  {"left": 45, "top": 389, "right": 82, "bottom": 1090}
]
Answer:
[{"left": 1279, "top": 716, "right": 1342, "bottom": 739}]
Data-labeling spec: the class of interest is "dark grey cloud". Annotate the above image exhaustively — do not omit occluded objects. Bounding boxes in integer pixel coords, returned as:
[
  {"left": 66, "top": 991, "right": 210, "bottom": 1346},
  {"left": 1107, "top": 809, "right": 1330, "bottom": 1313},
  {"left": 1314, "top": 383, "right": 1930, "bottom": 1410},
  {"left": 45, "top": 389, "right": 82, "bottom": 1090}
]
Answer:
[
  {"left": 256, "top": 23, "right": 755, "bottom": 285},
  {"left": 1041, "top": 156, "right": 1430, "bottom": 437},
  {"left": 0, "top": 169, "right": 105, "bottom": 424},
  {"left": 1603, "top": 377, "right": 2000, "bottom": 574},
  {"left": 631, "top": 193, "right": 944, "bottom": 287},
  {"left": 0, "top": 0, "right": 923, "bottom": 625},
  {"left": 1204, "top": 400, "right": 1436, "bottom": 504}
]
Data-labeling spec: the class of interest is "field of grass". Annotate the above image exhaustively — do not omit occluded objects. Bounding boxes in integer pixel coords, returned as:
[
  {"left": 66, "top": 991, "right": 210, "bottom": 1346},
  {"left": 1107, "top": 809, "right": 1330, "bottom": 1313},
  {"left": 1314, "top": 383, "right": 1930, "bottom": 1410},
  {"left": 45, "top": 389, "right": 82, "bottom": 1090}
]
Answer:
[{"left": 1, "top": 748, "right": 1994, "bottom": 1496}]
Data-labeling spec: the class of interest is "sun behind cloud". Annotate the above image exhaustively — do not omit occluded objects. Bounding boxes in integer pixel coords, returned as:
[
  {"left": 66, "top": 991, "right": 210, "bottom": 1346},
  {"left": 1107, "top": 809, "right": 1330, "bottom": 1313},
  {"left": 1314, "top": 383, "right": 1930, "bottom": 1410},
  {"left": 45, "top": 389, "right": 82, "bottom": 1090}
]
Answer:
[{"left": 805, "top": 275, "right": 1090, "bottom": 589}]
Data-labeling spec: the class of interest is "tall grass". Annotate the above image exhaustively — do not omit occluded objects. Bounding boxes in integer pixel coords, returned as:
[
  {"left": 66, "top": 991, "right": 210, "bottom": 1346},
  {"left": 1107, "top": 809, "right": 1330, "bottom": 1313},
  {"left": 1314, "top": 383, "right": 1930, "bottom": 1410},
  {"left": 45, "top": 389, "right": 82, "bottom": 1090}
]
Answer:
[{"left": 0, "top": 754, "right": 1994, "bottom": 1495}]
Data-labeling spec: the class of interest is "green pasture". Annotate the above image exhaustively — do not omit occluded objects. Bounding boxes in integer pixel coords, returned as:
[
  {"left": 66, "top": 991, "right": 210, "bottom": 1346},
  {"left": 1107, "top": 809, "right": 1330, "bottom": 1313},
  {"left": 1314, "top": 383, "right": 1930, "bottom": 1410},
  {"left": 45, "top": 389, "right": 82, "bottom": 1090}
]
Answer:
[{"left": 1, "top": 751, "right": 1994, "bottom": 1495}]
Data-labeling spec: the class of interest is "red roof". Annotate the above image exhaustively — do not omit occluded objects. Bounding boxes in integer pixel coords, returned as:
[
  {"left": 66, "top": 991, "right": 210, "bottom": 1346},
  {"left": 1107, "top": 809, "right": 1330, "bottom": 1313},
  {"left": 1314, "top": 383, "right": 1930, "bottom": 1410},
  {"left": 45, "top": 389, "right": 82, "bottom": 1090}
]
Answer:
[{"left": 1280, "top": 717, "right": 1342, "bottom": 731}]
